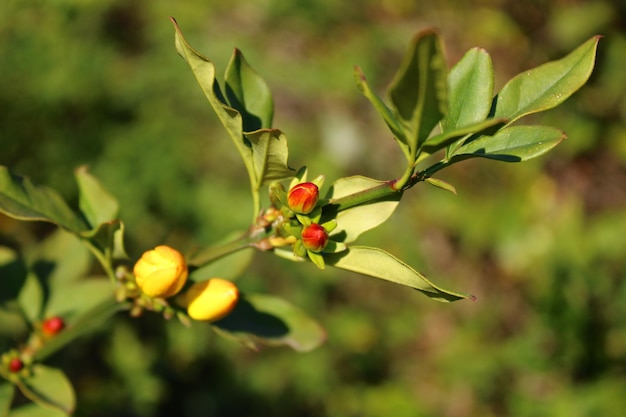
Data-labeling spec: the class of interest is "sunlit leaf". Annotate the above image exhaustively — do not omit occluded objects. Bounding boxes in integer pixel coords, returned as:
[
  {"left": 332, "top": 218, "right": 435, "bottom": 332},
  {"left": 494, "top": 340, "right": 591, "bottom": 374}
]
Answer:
[
  {"left": 450, "top": 125, "right": 566, "bottom": 162},
  {"left": 423, "top": 117, "right": 507, "bottom": 153},
  {"left": 170, "top": 18, "right": 255, "bottom": 189},
  {"left": 425, "top": 177, "right": 457, "bottom": 195},
  {"left": 16, "top": 365, "right": 75, "bottom": 415},
  {"left": 443, "top": 47, "right": 494, "bottom": 131},
  {"left": 325, "top": 176, "right": 401, "bottom": 243},
  {"left": 0, "top": 166, "right": 86, "bottom": 233},
  {"left": 354, "top": 66, "right": 410, "bottom": 161},
  {"left": 74, "top": 166, "right": 119, "bottom": 228},
  {"left": 212, "top": 293, "right": 326, "bottom": 352},
  {"left": 494, "top": 36, "right": 600, "bottom": 123},
  {"left": 325, "top": 246, "right": 469, "bottom": 302},
  {"left": 388, "top": 30, "right": 448, "bottom": 154},
  {"left": 245, "top": 129, "right": 295, "bottom": 187},
  {"left": 225, "top": 49, "right": 274, "bottom": 131}
]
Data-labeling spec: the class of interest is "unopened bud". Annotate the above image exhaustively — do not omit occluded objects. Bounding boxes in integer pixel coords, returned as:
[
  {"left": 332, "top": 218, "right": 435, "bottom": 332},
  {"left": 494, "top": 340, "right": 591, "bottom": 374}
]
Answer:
[
  {"left": 178, "top": 278, "right": 239, "bottom": 322},
  {"left": 287, "top": 182, "right": 319, "bottom": 214},
  {"left": 133, "top": 245, "right": 188, "bottom": 298},
  {"left": 301, "top": 223, "right": 329, "bottom": 252},
  {"left": 8, "top": 358, "right": 24, "bottom": 373},
  {"left": 42, "top": 316, "right": 65, "bottom": 336}
]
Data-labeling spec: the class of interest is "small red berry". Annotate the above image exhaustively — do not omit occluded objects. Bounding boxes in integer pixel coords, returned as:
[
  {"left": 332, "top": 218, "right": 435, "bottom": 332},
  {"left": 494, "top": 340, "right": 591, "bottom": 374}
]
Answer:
[
  {"left": 8, "top": 358, "right": 24, "bottom": 373},
  {"left": 301, "top": 223, "right": 329, "bottom": 252},
  {"left": 287, "top": 182, "right": 319, "bottom": 214},
  {"left": 42, "top": 316, "right": 65, "bottom": 336}
]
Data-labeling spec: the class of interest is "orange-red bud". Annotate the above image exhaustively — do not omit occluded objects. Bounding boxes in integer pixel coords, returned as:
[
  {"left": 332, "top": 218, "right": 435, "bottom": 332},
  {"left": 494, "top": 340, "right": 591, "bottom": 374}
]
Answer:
[
  {"left": 8, "top": 358, "right": 23, "bottom": 373},
  {"left": 42, "top": 316, "right": 65, "bottom": 336},
  {"left": 301, "top": 223, "right": 329, "bottom": 252},
  {"left": 287, "top": 182, "right": 319, "bottom": 214}
]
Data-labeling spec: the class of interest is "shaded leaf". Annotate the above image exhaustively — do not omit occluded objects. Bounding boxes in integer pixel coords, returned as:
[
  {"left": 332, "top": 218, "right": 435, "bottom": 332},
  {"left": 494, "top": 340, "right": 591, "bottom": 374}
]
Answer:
[
  {"left": 0, "top": 166, "right": 86, "bottom": 233},
  {"left": 354, "top": 66, "right": 410, "bottom": 161},
  {"left": 212, "top": 293, "right": 326, "bottom": 352},
  {"left": 225, "top": 49, "right": 274, "bottom": 131},
  {"left": 388, "top": 30, "right": 448, "bottom": 154},
  {"left": 17, "top": 272, "right": 44, "bottom": 323},
  {"left": 7, "top": 403, "right": 69, "bottom": 417},
  {"left": 324, "top": 176, "right": 401, "bottom": 243},
  {"left": 0, "top": 246, "right": 27, "bottom": 304},
  {"left": 450, "top": 125, "right": 566, "bottom": 162},
  {"left": 443, "top": 47, "right": 494, "bottom": 131},
  {"left": 324, "top": 246, "right": 469, "bottom": 302},
  {"left": 74, "top": 166, "right": 119, "bottom": 228},
  {"left": 494, "top": 36, "right": 600, "bottom": 123},
  {"left": 28, "top": 230, "right": 91, "bottom": 287},
  {"left": 78, "top": 220, "right": 128, "bottom": 260},
  {"left": 45, "top": 278, "right": 114, "bottom": 319},
  {"left": 245, "top": 129, "right": 295, "bottom": 187},
  {"left": 16, "top": 365, "right": 75, "bottom": 415}
]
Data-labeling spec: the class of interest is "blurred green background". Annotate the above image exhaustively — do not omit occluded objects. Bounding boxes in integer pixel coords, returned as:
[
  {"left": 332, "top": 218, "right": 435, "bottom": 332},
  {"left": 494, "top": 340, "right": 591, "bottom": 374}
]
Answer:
[{"left": 1, "top": 0, "right": 625, "bottom": 416}]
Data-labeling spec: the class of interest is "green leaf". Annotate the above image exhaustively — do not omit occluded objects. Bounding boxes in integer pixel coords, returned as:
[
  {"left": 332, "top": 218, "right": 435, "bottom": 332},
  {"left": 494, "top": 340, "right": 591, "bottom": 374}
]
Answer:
[
  {"left": 17, "top": 272, "right": 44, "bottom": 323},
  {"left": 7, "top": 403, "right": 69, "bottom": 417},
  {"left": 225, "top": 49, "right": 274, "bottom": 131},
  {"left": 324, "top": 176, "right": 401, "bottom": 243},
  {"left": 494, "top": 36, "right": 601, "bottom": 123},
  {"left": 171, "top": 19, "right": 255, "bottom": 192},
  {"left": 354, "top": 66, "right": 410, "bottom": 161},
  {"left": 422, "top": 117, "right": 508, "bottom": 153},
  {"left": 74, "top": 166, "right": 119, "bottom": 228},
  {"left": 1, "top": 381, "right": 15, "bottom": 416},
  {"left": 16, "top": 365, "right": 75, "bottom": 415},
  {"left": 245, "top": 129, "right": 295, "bottom": 187},
  {"left": 443, "top": 47, "right": 494, "bottom": 131},
  {"left": 425, "top": 177, "right": 457, "bottom": 195},
  {"left": 44, "top": 278, "right": 113, "bottom": 319},
  {"left": 388, "top": 30, "right": 448, "bottom": 154},
  {"left": 450, "top": 125, "right": 566, "bottom": 162},
  {"left": 0, "top": 166, "right": 86, "bottom": 233},
  {"left": 212, "top": 293, "right": 326, "bottom": 352},
  {"left": 78, "top": 219, "right": 128, "bottom": 260},
  {"left": 28, "top": 230, "right": 91, "bottom": 287},
  {"left": 324, "top": 246, "right": 469, "bottom": 302}
]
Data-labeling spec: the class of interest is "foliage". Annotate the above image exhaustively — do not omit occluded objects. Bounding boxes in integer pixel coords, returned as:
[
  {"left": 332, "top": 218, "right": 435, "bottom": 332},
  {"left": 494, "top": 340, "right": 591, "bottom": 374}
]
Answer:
[{"left": 1, "top": 1, "right": 624, "bottom": 416}]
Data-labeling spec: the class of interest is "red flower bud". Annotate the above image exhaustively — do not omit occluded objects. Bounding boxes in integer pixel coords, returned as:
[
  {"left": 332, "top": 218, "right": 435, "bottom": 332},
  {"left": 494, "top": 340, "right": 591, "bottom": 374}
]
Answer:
[
  {"left": 287, "top": 182, "right": 319, "bottom": 214},
  {"left": 301, "top": 223, "right": 329, "bottom": 252},
  {"left": 42, "top": 316, "right": 65, "bottom": 336},
  {"left": 8, "top": 358, "right": 24, "bottom": 373}
]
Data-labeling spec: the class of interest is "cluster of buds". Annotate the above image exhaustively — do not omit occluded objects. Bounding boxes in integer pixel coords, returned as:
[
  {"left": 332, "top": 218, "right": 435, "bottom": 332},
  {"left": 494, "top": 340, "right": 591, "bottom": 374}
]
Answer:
[
  {"left": 131, "top": 245, "right": 239, "bottom": 323},
  {"left": 264, "top": 171, "right": 344, "bottom": 269}
]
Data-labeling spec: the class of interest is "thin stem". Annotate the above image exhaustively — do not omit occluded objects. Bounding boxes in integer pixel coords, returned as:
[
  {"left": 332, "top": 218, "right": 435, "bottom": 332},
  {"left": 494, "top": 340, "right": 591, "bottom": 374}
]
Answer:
[
  {"left": 187, "top": 232, "right": 255, "bottom": 267},
  {"left": 328, "top": 179, "right": 402, "bottom": 212}
]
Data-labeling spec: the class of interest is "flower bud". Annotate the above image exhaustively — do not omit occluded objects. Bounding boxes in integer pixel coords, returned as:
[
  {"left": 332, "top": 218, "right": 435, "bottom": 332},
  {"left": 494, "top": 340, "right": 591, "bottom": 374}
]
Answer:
[
  {"left": 287, "top": 182, "right": 319, "bottom": 214},
  {"left": 178, "top": 278, "right": 239, "bottom": 322},
  {"left": 301, "top": 223, "right": 329, "bottom": 252},
  {"left": 42, "top": 316, "right": 65, "bottom": 336},
  {"left": 133, "top": 245, "right": 188, "bottom": 298},
  {"left": 8, "top": 358, "right": 24, "bottom": 373}
]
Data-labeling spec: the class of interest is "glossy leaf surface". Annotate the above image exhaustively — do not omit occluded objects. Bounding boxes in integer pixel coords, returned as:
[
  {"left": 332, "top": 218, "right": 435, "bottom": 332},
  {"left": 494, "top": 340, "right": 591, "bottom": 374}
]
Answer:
[
  {"left": 325, "top": 246, "right": 469, "bottom": 302},
  {"left": 494, "top": 36, "right": 600, "bottom": 123},
  {"left": 450, "top": 125, "right": 566, "bottom": 162}
]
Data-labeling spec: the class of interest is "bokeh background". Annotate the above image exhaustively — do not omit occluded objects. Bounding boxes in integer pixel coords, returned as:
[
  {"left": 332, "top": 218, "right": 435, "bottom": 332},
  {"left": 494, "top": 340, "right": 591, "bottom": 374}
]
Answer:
[{"left": 1, "top": 0, "right": 625, "bottom": 416}]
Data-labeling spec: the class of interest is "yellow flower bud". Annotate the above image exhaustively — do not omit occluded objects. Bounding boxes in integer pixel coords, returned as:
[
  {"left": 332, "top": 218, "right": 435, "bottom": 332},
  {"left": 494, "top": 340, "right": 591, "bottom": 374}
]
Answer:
[
  {"left": 133, "top": 245, "right": 188, "bottom": 298},
  {"left": 178, "top": 278, "right": 239, "bottom": 322}
]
